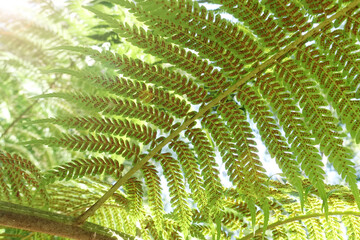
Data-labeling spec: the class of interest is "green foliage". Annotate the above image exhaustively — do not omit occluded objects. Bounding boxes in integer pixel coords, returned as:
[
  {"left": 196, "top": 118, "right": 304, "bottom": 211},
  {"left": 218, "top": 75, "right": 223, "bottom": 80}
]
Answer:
[{"left": 1, "top": 0, "right": 360, "bottom": 239}]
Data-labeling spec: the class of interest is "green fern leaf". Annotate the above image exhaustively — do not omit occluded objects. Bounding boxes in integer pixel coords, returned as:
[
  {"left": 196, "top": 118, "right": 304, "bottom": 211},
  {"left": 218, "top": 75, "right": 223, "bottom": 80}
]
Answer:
[
  {"left": 154, "top": 153, "right": 192, "bottom": 233},
  {"left": 141, "top": 162, "right": 164, "bottom": 232},
  {"left": 124, "top": 177, "right": 144, "bottom": 219},
  {"left": 185, "top": 127, "right": 223, "bottom": 205},
  {"left": 45, "top": 157, "right": 124, "bottom": 183},
  {"left": 217, "top": 101, "right": 269, "bottom": 199},
  {"left": 342, "top": 215, "right": 360, "bottom": 240},
  {"left": 83, "top": 7, "right": 231, "bottom": 91},
  {"left": 295, "top": 45, "right": 360, "bottom": 143},
  {"left": 0, "top": 151, "right": 46, "bottom": 203},
  {"left": 169, "top": 139, "right": 207, "bottom": 207},
  {"left": 237, "top": 84, "right": 304, "bottom": 208},
  {"left": 256, "top": 73, "right": 327, "bottom": 208},
  {"left": 26, "top": 133, "right": 140, "bottom": 159},
  {"left": 215, "top": 0, "right": 288, "bottom": 50},
  {"left": 37, "top": 92, "right": 175, "bottom": 132},
  {"left": 31, "top": 116, "right": 157, "bottom": 145},
  {"left": 263, "top": 0, "right": 312, "bottom": 33}
]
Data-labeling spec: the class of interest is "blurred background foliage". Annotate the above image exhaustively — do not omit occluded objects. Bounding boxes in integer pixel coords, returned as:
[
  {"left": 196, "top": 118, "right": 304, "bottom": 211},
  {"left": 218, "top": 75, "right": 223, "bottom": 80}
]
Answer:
[{"left": 0, "top": 0, "right": 131, "bottom": 169}]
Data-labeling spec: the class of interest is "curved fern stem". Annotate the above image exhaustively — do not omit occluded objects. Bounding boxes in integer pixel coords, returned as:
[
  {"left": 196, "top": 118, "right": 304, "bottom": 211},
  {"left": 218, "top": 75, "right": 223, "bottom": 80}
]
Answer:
[
  {"left": 73, "top": 0, "right": 360, "bottom": 225},
  {"left": 240, "top": 211, "right": 360, "bottom": 240}
]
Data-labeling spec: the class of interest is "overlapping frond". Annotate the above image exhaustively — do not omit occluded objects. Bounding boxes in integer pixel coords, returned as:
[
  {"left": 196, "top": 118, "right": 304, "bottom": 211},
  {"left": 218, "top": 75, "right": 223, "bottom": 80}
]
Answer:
[
  {"left": 85, "top": 6, "right": 232, "bottom": 91},
  {"left": 111, "top": 0, "right": 260, "bottom": 75},
  {"left": 184, "top": 127, "right": 223, "bottom": 205},
  {"left": 31, "top": 116, "right": 157, "bottom": 145},
  {"left": 217, "top": 101, "right": 269, "bottom": 199},
  {"left": 299, "top": 0, "right": 340, "bottom": 22},
  {"left": 342, "top": 215, "right": 360, "bottom": 240},
  {"left": 45, "top": 157, "right": 124, "bottom": 183},
  {"left": 27, "top": 133, "right": 140, "bottom": 159},
  {"left": 86, "top": 73, "right": 191, "bottom": 118},
  {"left": 3, "top": 0, "right": 360, "bottom": 239},
  {"left": 0, "top": 151, "right": 46, "bottom": 203},
  {"left": 217, "top": 0, "right": 289, "bottom": 50},
  {"left": 153, "top": 153, "right": 192, "bottom": 232},
  {"left": 38, "top": 92, "right": 174, "bottom": 131},
  {"left": 141, "top": 162, "right": 164, "bottom": 232},
  {"left": 169, "top": 139, "right": 207, "bottom": 207},
  {"left": 295, "top": 44, "right": 360, "bottom": 143},
  {"left": 237, "top": 84, "right": 305, "bottom": 203},
  {"left": 315, "top": 26, "right": 360, "bottom": 91},
  {"left": 263, "top": 0, "right": 312, "bottom": 34},
  {"left": 322, "top": 216, "right": 344, "bottom": 240},
  {"left": 124, "top": 177, "right": 144, "bottom": 220},
  {"left": 255, "top": 73, "right": 327, "bottom": 204}
]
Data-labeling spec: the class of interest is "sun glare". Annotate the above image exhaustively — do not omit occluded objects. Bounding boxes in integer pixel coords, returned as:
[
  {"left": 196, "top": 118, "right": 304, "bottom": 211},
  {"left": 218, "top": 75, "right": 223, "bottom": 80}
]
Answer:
[{"left": 0, "top": 0, "right": 31, "bottom": 13}]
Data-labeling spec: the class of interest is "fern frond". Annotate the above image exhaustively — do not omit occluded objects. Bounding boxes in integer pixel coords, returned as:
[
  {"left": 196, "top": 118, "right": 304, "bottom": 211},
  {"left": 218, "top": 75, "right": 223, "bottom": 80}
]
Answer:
[
  {"left": 0, "top": 29, "right": 53, "bottom": 66},
  {"left": 220, "top": 210, "right": 246, "bottom": 232},
  {"left": 190, "top": 222, "right": 231, "bottom": 240},
  {"left": 287, "top": 46, "right": 360, "bottom": 207},
  {"left": 217, "top": 101, "right": 269, "bottom": 199},
  {"left": 169, "top": 139, "right": 207, "bottom": 207},
  {"left": 255, "top": 73, "right": 327, "bottom": 203},
  {"left": 39, "top": 92, "right": 174, "bottom": 132},
  {"left": 45, "top": 157, "right": 124, "bottom": 183},
  {"left": 70, "top": 53, "right": 207, "bottom": 105},
  {"left": 140, "top": 216, "right": 162, "bottom": 239},
  {"left": 202, "top": 112, "right": 248, "bottom": 186},
  {"left": 202, "top": 110, "right": 270, "bottom": 208},
  {"left": 46, "top": 180, "right": 129, "bottom": 216},
  {"left": 304, "top": 217, "right": 325, "bottom": 239},
  {"left": 27, "top": 134, "right": 140, "bottom": 159},
  {"left": 322, "top": 216, "right": 344, "bottom": 240},
  {"left": 124, "top": 177, "right": 144, "bottom": 219},
  {"left": 91, "top": 205, "right": 136, "bottom": 234},
  {"left": 342, "top": 215, "right": 360, "bottom": 240},
  {"left": 342, "top": 6, "right": 360, "bottom": 40},
  {"left": 52, "top": 63, "right": 207, "bottom": 106},
  {"left": 141, "top": 162, "right": 164, "bottom": 232},
  {"left": 216, "top": 0, "right": 288, "bottom": 50},
  {"left": 315, "top": 27, "right": 360, "bottom": 91},
  {"left": 163, "top": 216, "right": 186, "bottom": 239},
  {"left": 31, "top": 116, "right": 157, "bottom": 145},
  {"left": 222, "top": 192, "right": 251, "bottom": 218},
  {"left": 82, "top": 72, "right": 191, "bottom": 118},
  {"left": 272, "top": 226, "right": 288, "bottom": 239},
  {"left": 237, "top": 85, "right": 304, "bottom": 205},
  {"left": 287, "top": 218, "right": 307, "bottom": 239},
  {"left": 46, "top": 183, "right": 104, "bottom": 215},
  {"left": 6, "top": 0, "right": 360, "bottom": 238},
  {"left": 274, "top": 58, "right": 360, "bottom": 204},
  {"left": 184, "top": 127, "right": 223, "bottom": 205},
  {"left": 82, "top": 8, "right": 231, "bottom": 91},
  {"left": 0, "top": 151, "right": 46, "bottom": 203},
  {"left": 0, "top": 171, "right": 11, "bottom": 201},
  {"left": 263, "top": 0, "right": 312, "bottom": 33},
  {"left": 153, "top": 153, "right": 192, "bottom": 232},
  {"left": 188, "top": 224, "right": 207, "bottom": 240},
  {"left": 299, "top": 0, "right": 339, "bottom": 22},
  {"left": 115, "top": 0, "right": 262, "bottom": 74},
  {"left": 50, "top": 67, "right": 193, "bottom": 119},
  {"left": 295, "top": 45, "right": 360, "bottom": 143}
]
